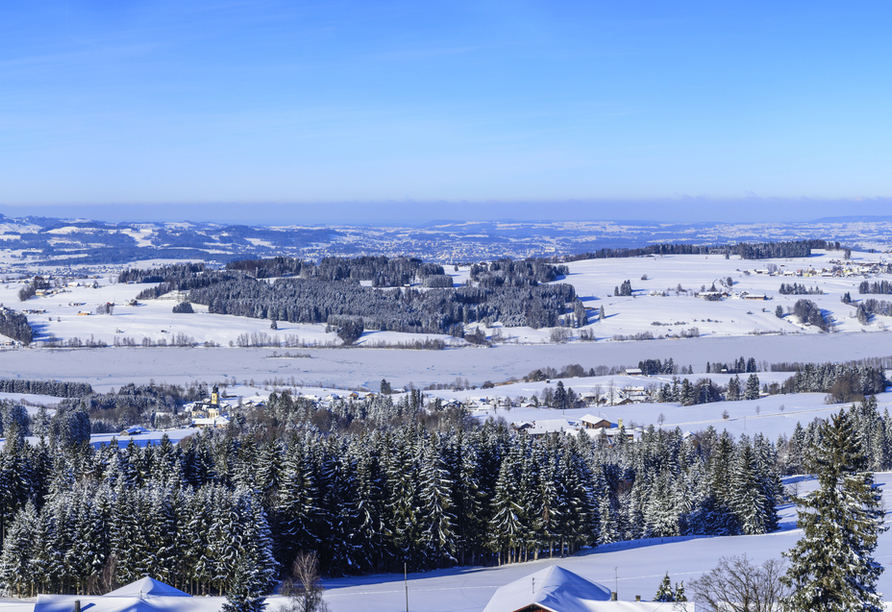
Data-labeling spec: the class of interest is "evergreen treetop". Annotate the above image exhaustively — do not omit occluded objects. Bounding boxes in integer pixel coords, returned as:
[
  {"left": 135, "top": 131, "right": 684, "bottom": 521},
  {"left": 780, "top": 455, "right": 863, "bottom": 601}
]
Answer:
[{"left": 782, "top": 410, "right": 886, "bottom": 612}]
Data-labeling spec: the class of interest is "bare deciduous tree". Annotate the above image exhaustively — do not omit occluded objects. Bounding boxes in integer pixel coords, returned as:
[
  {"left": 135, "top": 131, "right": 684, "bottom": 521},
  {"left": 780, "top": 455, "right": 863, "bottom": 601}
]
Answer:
[
  {"left": 689, "top": 555, "right": 788, "bottom": 612},
  {"left": 281, "top": 551, "right": 329, "bottom": 612}
]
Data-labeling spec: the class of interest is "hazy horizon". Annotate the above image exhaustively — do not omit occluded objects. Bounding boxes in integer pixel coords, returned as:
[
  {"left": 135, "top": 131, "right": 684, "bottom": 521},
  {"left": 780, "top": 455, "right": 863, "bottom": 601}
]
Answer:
[
  {"left": 2, "top": 197, "right": 892, "bottom": 227},
  {"left": 2, "top": 2, "right": 891, "bottom": 216}
]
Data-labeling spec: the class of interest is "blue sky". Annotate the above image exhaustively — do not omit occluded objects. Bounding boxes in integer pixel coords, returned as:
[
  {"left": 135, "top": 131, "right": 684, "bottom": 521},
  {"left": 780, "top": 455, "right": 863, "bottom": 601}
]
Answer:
[{"left": 1, "top": 1, "right": 891, "bottom": 223}]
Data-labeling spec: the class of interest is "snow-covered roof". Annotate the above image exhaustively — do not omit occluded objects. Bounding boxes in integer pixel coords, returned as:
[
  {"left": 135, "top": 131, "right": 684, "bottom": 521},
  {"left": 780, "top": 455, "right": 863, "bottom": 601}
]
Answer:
[
  {"left": 482, "top": 565, "right": 694, "bottom": 612},
  {"left": 33, "top": 577, "right": 222, "bottom": 612},
  {"left": 191, "top": 416, "right": 230, "bottom": 427},
  {"left": 482, "top": 565, "right": 609, "bottom": 612},
  {"left": 581, "top": 414, "right": 611, "bottom": 426},
  {"left": 105, "top": 577, "right": 190, "bottom": 597},
  {"left": 527, "top": 419, "right": 577, "bottom": 436}
]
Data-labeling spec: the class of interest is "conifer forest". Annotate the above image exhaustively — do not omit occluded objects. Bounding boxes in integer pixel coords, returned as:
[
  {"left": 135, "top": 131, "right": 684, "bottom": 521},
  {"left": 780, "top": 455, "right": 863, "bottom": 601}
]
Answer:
[{"left": 1, "top": 380, "right": 890, "bottom": 598}]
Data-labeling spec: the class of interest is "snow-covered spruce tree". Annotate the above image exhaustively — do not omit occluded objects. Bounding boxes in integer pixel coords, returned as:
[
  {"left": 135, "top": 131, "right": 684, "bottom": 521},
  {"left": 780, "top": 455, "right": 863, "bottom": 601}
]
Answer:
[
  {"left": 488, "top": 456, "right": 524, "bottom": 565},
  {"left": 729, "top": 442, "right": 770, "bottom": 535},
  {"left": 744, "top": 373, "right": 760, "bottom": 400},
  {"left": 417, "top": 435, "right": 457, "bottom": 568},
  {"left": 654, "top": 572, "right": 674, "bottom": 601},
  {"left": 221, "top": 556, "right": 267, "bottom": 612},
  {"left": 781, "top": 409, "right": 886, "bottom": 612},
  {"left": 0, "top": 502, "right": 37, "bottom": 597},
  {"left": 674, "top": 581, "right": 687, "bottom": 602}
]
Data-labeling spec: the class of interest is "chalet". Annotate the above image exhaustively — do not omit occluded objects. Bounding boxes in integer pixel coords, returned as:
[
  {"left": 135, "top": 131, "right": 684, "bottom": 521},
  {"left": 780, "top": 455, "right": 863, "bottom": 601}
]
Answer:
[
  {"left": 190, "top": 416, "right": 230, "bottom": 428},
  {"left": 623, "top": 368, "right": 643, "bottom": 376},
  {"left": 121, "top": 426, "right": 148, "bottom": 436},
  {"left": 482, "top": 565, "right": 693, "bottom": 612},
  {"left": 526, "top": 419, "right": 578, "bottom": 438},
  {"left": 740, "top": 292, "right": 770, "bottom": 301},
  {"left": 580, "top": 414, "right": 612, "bottom": 429},
  {"left": 33, "top": 576, "right": 222, "bottom": 612},
  {"left": 578, "top": 426, "right": 637, "bottom": 444},
  {"left": 624, "top": 386, "right": 648, "bottom": 402},
  {"left": 580, "top": 393, "right": 602, "bottom": 406}
]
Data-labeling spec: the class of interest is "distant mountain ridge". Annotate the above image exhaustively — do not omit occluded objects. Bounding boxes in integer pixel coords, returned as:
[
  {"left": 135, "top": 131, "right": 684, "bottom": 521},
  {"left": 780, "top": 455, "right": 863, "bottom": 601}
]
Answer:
[
  {"left": 0, "top": 213, "right": 889, "bottom": 267},
  {"left": 812, "top": 215, "right": 892, "bottom": 223}
]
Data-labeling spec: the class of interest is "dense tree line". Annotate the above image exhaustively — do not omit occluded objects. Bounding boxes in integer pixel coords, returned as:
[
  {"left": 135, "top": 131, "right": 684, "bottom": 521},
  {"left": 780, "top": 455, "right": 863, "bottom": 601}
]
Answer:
[
  {"left": 735, "top": 240, "right": 818, "bottom": 260},
  {"left": 2, "top": 379, "right": 890, "bottom": 599},
  {"left": 637, "top": 358, "right": 678, "bottom": 376},
  {"left": 769, "top": 355, "right": 892, "bottom": 373},
  {"left": 469, "top": 258, "right": 567, "bottom": 288},
  {"left": 859, "top": 299, "right": 892, "bottom": 319},
  {"left": 782, "top": 363, "right": 887, "bottom": 402},
  {"left": 0, "top": 379, "right": 92, "bottom": 398},
  {"left": 859, "top": 280, "right": 892, "bottom": 295},
  {"left": 564, "top": 239, "right": 830, "bottom": 262},
  {"left": 122, "top": 257, "right": 574, "bottom": 333},
  {"left": 119, "top": 263, "right": 236, "bottom": 300},
  {"left": 227, "top": 256, "right": 443, "bottom": 287},
  {"left": 0, "top": 395, "right": 785, "bottom": 596},
  {"left": 779, "top": 283, "right": 823, "bottom": 295},
  {"left": 791, "top": 299, "right": 829, "bottom": 331},
  {"left": 706, "top": 356, "right": 758, "bottom": 374},
  {"left": 0, "top": 308, "right": 33, "bottom": 345},
  {"left": 651, "top": 362, "right": 887, "bottom": 406},
  {"left": 186, "top": 277, "right": 575, "bottom": 333},
  {"left": 564, "top": 244, "right": 716, "bottom": 261},
  {"left": 654, "top": 374, "right": 761, "bottom": 405}
]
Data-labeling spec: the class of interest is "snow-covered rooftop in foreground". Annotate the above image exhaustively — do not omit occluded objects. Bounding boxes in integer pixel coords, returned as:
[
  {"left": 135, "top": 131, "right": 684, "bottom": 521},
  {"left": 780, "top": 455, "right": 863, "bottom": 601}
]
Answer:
[
  {"left": 32, "top": 577, "right": 215, "bottom": 612},
  {"left": 482, "top": 565, "right": 613, "bottom": 612}
]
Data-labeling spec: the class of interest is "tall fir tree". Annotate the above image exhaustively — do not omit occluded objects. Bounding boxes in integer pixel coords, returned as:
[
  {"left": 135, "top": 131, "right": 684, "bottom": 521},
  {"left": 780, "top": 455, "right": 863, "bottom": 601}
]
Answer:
[{"left": 782, "top": 410, "right": 886, "bottom": 612}]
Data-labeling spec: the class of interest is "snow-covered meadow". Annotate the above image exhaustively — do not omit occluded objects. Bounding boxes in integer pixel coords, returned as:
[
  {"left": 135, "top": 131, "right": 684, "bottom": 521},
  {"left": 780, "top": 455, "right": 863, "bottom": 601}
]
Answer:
[{"left": 2, "top": 248, "right": 891, "bottom": 350}]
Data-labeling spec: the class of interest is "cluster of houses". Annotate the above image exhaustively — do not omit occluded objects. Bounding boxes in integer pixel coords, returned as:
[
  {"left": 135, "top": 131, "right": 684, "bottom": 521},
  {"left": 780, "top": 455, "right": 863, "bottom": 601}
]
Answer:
[
  {"left": 696, "top": 289, "right": 771, "bottom": 301},
  {"left": 465, "top": 384, "right": 650, "bottom": 415},
  {"left": 512, "top": 415, "right": 638, "bottom": 443},
  {"left": 748, "top": 261, "right": 889, "bottom": 278},
  {"left": 180, "top": 387, "right": 380, "bottom": 429},
  {"left": 183, "top": 385, "right": 235, "bottom": 428}
]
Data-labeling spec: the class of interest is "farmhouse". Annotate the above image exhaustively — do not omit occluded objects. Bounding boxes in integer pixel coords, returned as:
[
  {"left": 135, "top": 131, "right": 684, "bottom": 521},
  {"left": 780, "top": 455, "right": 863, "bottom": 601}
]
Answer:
[
  {"left": 580, "top": 414, "right": 612, "bottom": 429},
  {"left": 33, "top": 577, "right": 222, "bottom": 612},
  {"left": 482, "top": 565, "right": 693, "bottom": 612}
]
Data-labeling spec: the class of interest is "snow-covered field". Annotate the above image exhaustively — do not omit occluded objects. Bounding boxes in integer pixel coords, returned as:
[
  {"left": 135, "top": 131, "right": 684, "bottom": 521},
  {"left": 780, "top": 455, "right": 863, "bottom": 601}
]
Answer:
[
  {"left": 4, "top": 249, "right": 892, "bottom": 350},
  {"left": 0, "top": 330, "right": 890, "bottom": 395}
]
